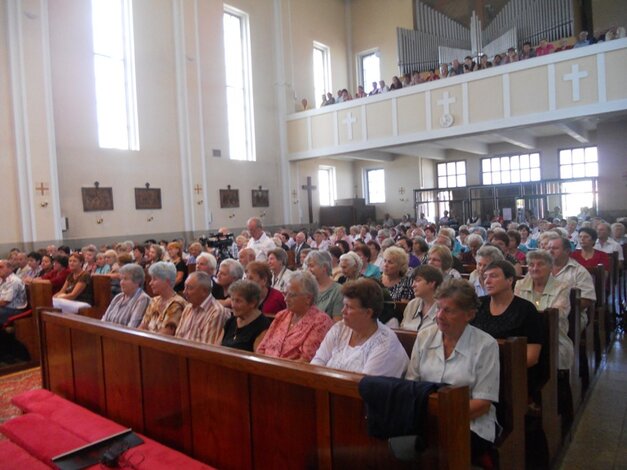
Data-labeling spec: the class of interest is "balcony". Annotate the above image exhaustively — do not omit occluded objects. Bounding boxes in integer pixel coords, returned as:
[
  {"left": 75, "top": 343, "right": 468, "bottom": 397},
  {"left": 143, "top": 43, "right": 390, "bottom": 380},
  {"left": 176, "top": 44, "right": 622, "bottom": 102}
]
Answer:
[{"left": 286, "top": 38, "right": 627, "bottom": 161}]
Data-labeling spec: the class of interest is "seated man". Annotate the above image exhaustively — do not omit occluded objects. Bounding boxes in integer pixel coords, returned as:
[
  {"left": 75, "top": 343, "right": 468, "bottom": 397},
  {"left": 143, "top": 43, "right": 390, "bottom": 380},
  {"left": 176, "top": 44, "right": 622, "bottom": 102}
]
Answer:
[
  {"left": 238, "top": 248, "right": 257, "bottom": 271},
  {"left": 175, "top": 271, "right": 231, "bottom": 345},
  {"left": 196, "top": 252, "right": 218, "bottom": 277},
  {"left": 0, "top": 259, "right": 28, "bottom": 324}
]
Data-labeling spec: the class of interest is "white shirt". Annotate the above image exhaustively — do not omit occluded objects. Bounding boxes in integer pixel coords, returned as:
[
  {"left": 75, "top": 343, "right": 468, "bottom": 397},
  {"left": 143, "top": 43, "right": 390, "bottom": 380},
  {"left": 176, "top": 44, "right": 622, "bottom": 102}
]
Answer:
[
  {"left": 469, "top": 270, "right": 487, "bottom": 297},
  {"left": 400, "top": 297, "right": 437, "bottom": 331},
  {"left": 595, "top": 238, "right": 624, "bottom": 262},
  {"left": 271, "top": 267, "right": 295, "bottom": 295},
  {"left": 247, "top": 232, "right": 276, "bottom": 262},
  {"left": 553, "top": 258, "right": 595, "bottom": 326},
  {"left": 311, "top": 321, "right": 408, "bottom": 377},
  {"left": 406, "top": 324, "right": 500, "bottom": 442}
]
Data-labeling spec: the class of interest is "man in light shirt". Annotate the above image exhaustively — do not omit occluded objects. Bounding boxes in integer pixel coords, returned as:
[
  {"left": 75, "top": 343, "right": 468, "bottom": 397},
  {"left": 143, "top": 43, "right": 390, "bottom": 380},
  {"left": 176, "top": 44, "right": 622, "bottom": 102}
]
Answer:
[{"left": 246, "top": 217, "right": 276, "bottom": 262}]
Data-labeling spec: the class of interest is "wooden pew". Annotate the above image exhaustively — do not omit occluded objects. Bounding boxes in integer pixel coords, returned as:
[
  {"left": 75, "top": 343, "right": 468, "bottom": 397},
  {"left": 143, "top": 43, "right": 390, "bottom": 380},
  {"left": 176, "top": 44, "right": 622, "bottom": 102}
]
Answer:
[
  {"left": 567, "top": 288, "right": 582, "bottom": 410},
  {"left": 588, "top": 265, "right": 607, "bottom": 370},
  {"left": 78, "top": 275, "right": 112, "bottom": 320},
  {"left": 187, "top": 263, "right": 196, "bottom": 274},
  {"left": 37, "top": 310, "right": 470, "bottom": 470},
  {"left": 7, "top": 281, "right": 54, "bottom": 367},
  {"left": 535, "top": 308, "right": 561, "bottom": 466},
  {"left": 393, "top": 329, "right": 527, "bottom": 470},
  {"left": 607, "top": 251, "right": 619, "bottom": 339}
]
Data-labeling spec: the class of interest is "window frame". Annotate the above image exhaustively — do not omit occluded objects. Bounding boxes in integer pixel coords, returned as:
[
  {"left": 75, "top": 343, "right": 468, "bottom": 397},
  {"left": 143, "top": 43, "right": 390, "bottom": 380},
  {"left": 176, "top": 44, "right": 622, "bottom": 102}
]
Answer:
[
  {"left": 357, "top": 48, "right": 380, "bottom": 92},
  {"left": 318, "top": 165, "right": 337, "bottom": 207},
  {"left": 437, "top": 160, "right": 467, "bottom": 188},
  {"left": 91, "top": 0, "right": 139, "bottom": 151},
  {"left": 313, "top": 41, "right": 331, "bottom": 108},
  {"left": 364, "top": 168, "right": 386, "bottom": 204},
  {"left": 223, "top": 5, "right": 256, "bottom": 161},
  {"left": 558, "top": 145, "right": 598, "bottom": 179},
  {"left": 481, "top": 152, "right": 542, "bottom": 185}
]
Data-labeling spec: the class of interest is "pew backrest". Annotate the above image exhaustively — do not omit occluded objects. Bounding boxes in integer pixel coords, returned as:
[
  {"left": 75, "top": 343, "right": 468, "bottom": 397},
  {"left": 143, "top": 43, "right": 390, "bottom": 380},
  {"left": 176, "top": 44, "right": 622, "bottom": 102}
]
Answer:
[{"left": 38, "top": 310, "right": 470, "bottom": 470}]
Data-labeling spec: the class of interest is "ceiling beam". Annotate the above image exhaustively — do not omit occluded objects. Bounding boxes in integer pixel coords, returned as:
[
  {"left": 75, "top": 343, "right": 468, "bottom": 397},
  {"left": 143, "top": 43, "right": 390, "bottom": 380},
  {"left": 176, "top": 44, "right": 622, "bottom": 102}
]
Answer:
[
  {"left": 434, "top": 137, "right": 488, "bottom": 155},
  {"left": 495, "top": 129, "right": 537, "bottom": 149},
  {"left": 558, "top": 122, "right": 589, "bottom": 143}
]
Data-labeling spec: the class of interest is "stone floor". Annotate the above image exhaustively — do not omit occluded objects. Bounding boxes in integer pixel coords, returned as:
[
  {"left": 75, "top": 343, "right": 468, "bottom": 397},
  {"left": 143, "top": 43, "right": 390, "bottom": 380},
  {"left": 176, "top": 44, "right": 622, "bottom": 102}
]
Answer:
[{"left": 557, "top": 332, "right": 627, "bottom": 470}]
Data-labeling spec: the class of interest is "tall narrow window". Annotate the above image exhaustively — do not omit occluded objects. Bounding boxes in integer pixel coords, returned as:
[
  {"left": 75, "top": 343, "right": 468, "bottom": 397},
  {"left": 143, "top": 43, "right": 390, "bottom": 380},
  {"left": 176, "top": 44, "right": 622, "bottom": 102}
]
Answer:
[
  {"left": 92, "top": 0, "right": 139, "bottom": 150},
  {"left": 358, "top": 50, "right": 380, "bottom": 93},
  {"left": 224, "top": 6, "right": 255, "bottom": 161},
  {"left": 366, "top": 169, "right": 386, "bottom": 204},
  {"left": 313, "top": 42, "right": 330, "bottom": 108},
  {"left": 318, "top": 166, "right": 336, "bottom": 207}
]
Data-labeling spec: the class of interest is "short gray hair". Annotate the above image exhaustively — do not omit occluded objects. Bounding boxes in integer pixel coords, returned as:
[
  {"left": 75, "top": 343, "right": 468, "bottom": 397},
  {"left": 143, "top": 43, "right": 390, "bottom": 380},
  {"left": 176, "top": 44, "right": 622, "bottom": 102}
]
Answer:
[
  {"left": 476, "top": 245, "right": 504, "bottom": 263},
  {"left": 82, "top": 244, "right": 98, "bottom": 255},
  {"left": 340, "top": 251, "right": 363, "bottom": 271},
  {"left": 149, "top": 261, "right": 177, "bottom": 286},
  {"left": 289, "top": 271, "right": 319, "bottom": 301},
  {"left": 196, "top": 252, "right": 217, "bottom": 270},
  {"left": 305, "top": 250, "right": 333, "bottom": 275},
  {"left": 527, "top": 249, "right": 553, "bottom": 266},
  {"left": 189, "top": 271, "right": 213, "bottom": 291},
  {"left": 220, "top": 259, "right": 244, "bottom": 280},
  {"left": 466, "top": 233, "right": 484, "bottom": 248},
  {"left": 119, "top": 263, "right": 145, "bottom": 286}
]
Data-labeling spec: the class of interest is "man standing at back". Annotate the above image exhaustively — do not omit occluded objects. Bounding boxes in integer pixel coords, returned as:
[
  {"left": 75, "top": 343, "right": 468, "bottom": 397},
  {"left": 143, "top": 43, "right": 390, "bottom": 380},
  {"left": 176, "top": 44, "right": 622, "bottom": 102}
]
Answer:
[
  {"left": 246, "top": 217, "right": 276, "bottom": 262},
  {"left": 0, "top": 259, "right": 28, "bottom": 324}
]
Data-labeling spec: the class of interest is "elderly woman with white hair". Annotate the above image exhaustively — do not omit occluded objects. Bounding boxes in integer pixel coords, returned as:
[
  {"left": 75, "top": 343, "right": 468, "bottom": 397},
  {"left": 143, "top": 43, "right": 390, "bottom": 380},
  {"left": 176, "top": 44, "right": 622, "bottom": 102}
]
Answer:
[
  {"left": 138, "top": 261, "right": 187, "bottom": 335},
  {"left": 305, "top": 250, "right": 343, "bottom": 319},
  {"left": 380, "top": 246, "right": 414, "bottom": 302},
  {"left": 337, "top": 251, "right": 362, "bottom": 284},
  {"left": 195, "top": 252, "right": 218, "bottom": 277},
  {"left": 469, "top": 245, "right": 504, "bottom": 296},
  {"left": 256, "top": 271, "right": 334, "bottom": 361},
  {"left": 514, "top": 249, "right": 574, "bottom": 430},
  {"left": 101, "top": 264, "right": 151, "bottom": 328}
]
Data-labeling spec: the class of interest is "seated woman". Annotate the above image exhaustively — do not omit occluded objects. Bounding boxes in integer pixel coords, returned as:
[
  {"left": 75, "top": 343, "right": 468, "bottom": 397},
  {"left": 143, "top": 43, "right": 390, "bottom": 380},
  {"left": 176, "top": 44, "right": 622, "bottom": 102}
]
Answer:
[
  {"left": 138, "top": 261, "right": 187, "bottom": 335},
  {"left": 472, "top": 260, "right": 544, "bottom": 394},
  {"left": 571, "top": 227, "right": 610, "bottom": 271},
  {"left": 305, "top": 251, "right": 343, "bottom": 319},
  {"left": 267, "top": 248, "right": 294, "bottom": 295},
  {"left": 427, "top": 245, "right": 461, "bottom": 281},
  {"left": 167, "top": 241, "right": 188, "bottom": 293},
  {"left": 460, "top": 233, "right": 484, "bottom": 265},
  {"left": 514, "top": 250, "right": 573, "bottom": 428},
  {"left": 380, "top": 246, "right": 414, "bottom": 302},
  {"left": 256, "top": 272, "right": 334, "bottom": 361},
  {"left": 406, "top": 279, "right": 500, "bottom": 466},
  {"left": 337, "top": 252, "right": 362, "bottom": 284},
  {"left": 366, "top": 240, "right": 384, "bottom": 269},
  {"left": 400, "top": 265, "right": 443, "bottom": 331},
  {"left": 40, "top": 255, "right": 70, "bottom": 294},
  {"left": 101, "top": 264, "right": 151, "bottom": 328},
  {"left": 328, "top": 246, "right": 343, "bottom": 281},
  {"left": 245, "top": 261, "right": 286, "bottom": 315},
  {"left": 518, "top": 224, "right": 537, "bottom": 251},
  {"left": 221, "top": 280, "right": 271, "bottom": 352},
  {"left": 144, "top": 243, "right": 164, "bottom": 270},
  {"left": 353, "top": 244, "right": 381, "bottom": 279},
  {"left": 94, "top": 252, "right": 111, "bottom": 274},
  {"left": 507, "top": 230, "right": 527, "bottom": 263},
  {"left": 469, "top": 245, "right": 504, "bottom": 296},
  {"left": 52, "top": 253, "right": 94, "bottom": 314},
  {"left": 311, "top": 278, "right": 408, "bottom": 377}
]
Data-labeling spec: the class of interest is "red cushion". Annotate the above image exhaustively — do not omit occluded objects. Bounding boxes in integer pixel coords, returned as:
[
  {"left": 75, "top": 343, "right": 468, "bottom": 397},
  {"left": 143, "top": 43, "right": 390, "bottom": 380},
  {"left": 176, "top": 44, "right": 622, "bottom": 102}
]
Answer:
[
  {"left": 13, "top": 392, "right": 124, "bottom": 441},
  {"left": 0, "top": 440, "right": 49, "bottom": 470},
  {"left": 0, "top": 413, "right": 88, "bottom": 466},
  {"left": 10, "top": 389, "right": 55, "bottom": 411}
]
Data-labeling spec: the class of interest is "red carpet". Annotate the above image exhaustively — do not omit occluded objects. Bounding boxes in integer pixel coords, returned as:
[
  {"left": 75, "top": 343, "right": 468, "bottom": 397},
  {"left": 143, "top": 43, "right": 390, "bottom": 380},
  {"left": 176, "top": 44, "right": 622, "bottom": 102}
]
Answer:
[{"left": 0, "top": 368, "right": 42, "bottom": 439}]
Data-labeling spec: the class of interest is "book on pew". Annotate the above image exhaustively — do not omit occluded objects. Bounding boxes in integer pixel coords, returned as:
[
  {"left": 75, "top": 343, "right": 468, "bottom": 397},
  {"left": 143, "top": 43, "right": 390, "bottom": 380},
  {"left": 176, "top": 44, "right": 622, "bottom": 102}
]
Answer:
[{"left": 52, "top": 428, "right": 143, "bottom": 470}]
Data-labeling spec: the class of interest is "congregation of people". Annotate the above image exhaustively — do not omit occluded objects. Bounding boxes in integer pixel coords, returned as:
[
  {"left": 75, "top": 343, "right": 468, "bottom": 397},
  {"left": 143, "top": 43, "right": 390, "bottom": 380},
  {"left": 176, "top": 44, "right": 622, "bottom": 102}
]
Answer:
[
  {"left": 1, "top": 209, "right": 625, "bottom": 466},
  {"left": 312, "top": 27, "right": 626, "bottom": 109}
]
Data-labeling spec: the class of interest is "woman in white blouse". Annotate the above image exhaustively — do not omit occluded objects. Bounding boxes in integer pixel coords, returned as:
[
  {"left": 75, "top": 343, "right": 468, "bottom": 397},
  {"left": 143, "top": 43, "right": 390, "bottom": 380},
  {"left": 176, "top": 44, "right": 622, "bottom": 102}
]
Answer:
[
  {"left": 311, "top": 278, "right": 408, "bottom": 377},
  {"left": 400, "top": 265, "right": 443, "bottom": 331},
  {"left": 406, "top": 279, "right": 500, "bottom": 467}
]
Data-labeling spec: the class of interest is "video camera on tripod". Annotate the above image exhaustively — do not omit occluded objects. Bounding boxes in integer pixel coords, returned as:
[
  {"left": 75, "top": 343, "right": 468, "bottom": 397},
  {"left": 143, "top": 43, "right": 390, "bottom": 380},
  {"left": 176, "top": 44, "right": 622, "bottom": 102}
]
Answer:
[{"left": 199, "top": 232, "right": 235, "bottom": 261}]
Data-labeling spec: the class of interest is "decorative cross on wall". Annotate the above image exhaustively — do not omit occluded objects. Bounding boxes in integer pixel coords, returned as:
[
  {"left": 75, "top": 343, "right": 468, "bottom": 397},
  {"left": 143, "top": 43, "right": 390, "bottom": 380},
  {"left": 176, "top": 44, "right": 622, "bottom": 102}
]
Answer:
[
  {"left": 194, "top": 184, "right": 203, "bottom": 195},
  {"left": 342, "top": 112, "right": 357, "bottom": 141},
  {"left": 563, "top": 64, "right": 589, "bottom": 102},
  {"left": 35, "top": 182, "right": 49, "bottom": 196}
]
